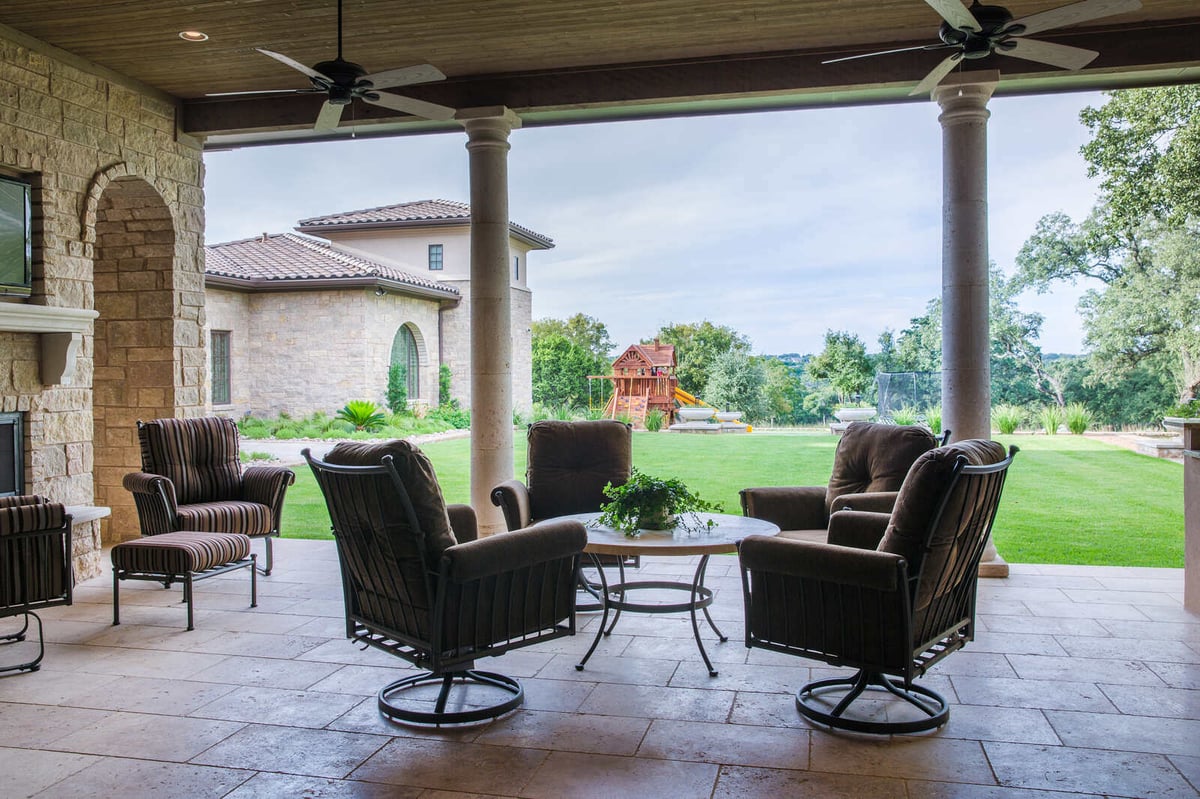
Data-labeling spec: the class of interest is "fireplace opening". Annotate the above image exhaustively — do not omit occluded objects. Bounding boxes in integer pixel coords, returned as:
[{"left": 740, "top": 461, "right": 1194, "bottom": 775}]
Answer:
[{"left": 0, "top": 412, "right": 23, "bottom": 497}]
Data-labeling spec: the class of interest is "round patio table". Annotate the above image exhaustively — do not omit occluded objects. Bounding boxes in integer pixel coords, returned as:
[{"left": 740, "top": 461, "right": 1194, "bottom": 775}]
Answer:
[{"left": 549, "top": 511, "right": 779, "bottom": 677}]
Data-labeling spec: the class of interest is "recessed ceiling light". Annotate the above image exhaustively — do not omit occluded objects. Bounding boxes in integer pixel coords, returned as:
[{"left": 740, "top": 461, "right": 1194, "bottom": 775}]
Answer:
[{"left": 179, "top": 31, "right": 209, "bottom": 42}]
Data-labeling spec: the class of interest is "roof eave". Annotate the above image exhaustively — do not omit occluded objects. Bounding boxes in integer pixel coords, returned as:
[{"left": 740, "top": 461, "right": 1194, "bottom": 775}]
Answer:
[
  {"left": 294, "top": 217, "right": 554, "bottom": 249},
  {"left": 205, "top": 273, "right": 460, "bottom": 302}
]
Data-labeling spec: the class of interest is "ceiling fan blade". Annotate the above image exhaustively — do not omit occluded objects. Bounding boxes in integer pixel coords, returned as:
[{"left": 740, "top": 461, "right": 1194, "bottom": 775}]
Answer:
[
  {"left": 1010, "top": 0, "right": 1142, "bottom": 36},
  {"left": 314, "top": 100, "right": 346, "bottom": 131},
  {"left": 1001, "top": 37, "right": 1099, "bottom": 70},
  {"left": 909, "top": 53, "right": 962, "bottom": 96},
  {"left": 361, "top": 64, "right": 446, "bottom": 90},
  {"left": 205, "top": 89, "right": 302, "bottom": 97},
  {"left": 363, "top": 91, "right": 457, "bottom": 121},
  {"left": 823, "top": 42, "right": 952, "bottom": 65},
  {"left": 924, "top": 0, "right": 982, "bottom": 32},
  {"left": 256, "top": 48, "right": 332, "bottom": 84}
]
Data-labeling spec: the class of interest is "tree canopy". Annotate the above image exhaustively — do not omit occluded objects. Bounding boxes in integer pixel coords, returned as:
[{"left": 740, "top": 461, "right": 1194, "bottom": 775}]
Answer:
[
  {"left": 805, "top": 330, "right": 873, "bottom": 404},
  {"left": 648, "top": 321, "right": 750, "bottom": 398}
]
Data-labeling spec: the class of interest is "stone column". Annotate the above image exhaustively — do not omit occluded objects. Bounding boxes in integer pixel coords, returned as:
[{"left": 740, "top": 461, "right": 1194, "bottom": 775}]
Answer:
[
  {"left": 1181, "top": 422, "right": 1200, "bottom": 614},
  {"left": 460, "top": 107, "right": 520, "bottom": 535},
  {"left": 933, "top": 71, "right": 1007, "bottom": 576}
]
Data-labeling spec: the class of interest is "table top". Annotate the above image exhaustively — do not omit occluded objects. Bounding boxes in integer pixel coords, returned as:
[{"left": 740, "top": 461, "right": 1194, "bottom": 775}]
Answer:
[{"left": 547, "top": 512, "right": 780, "bottom": 557}]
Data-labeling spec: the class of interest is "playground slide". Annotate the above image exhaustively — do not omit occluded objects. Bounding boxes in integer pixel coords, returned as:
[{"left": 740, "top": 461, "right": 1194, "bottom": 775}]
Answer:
[{"left": 673, "top": 387, "right": 712, "bottom": 407}]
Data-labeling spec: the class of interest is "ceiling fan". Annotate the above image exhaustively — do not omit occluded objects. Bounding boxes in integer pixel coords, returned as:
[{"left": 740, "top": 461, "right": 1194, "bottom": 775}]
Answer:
[
  {"left": 214, "top": 0, "right": 456, "bottom": 130},
  {"left": 824, "top": 0, "right": 1143, "bottom": 96}
]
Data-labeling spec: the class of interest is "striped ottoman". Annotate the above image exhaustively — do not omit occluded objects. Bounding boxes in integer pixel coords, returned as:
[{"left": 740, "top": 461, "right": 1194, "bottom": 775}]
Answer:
[{"left": 111, "top": 531, "right": 257, "bottom": 631}]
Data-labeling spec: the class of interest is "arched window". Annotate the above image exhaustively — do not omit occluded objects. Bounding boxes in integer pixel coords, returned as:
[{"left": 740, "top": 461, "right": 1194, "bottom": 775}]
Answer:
[{"left": 390, "top": 325, "right": 420, "bottom": 399}]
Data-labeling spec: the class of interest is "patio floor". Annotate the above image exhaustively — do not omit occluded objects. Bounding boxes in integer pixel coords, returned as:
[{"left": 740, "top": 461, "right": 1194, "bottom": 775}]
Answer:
[{"left": 1, "top": 538, "right": 1197, "bottom": 798}]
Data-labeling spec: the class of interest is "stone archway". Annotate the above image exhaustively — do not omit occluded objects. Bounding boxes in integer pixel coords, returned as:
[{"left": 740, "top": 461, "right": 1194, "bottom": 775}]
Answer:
[{"left": 91, "top": 176, "right": 177, "bottom": 542}]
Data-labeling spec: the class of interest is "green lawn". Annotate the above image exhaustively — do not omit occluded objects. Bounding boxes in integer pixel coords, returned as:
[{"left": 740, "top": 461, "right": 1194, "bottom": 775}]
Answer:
[{"left": 282, "top": 432, "right": 1185, "bottom": 568}]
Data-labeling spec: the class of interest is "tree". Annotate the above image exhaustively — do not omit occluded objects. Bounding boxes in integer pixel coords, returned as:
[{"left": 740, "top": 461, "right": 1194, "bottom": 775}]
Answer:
[
  {"left": 1015, "top": 86, "right": 1200, "bottom": 402},
  {"left": 806, "top": 330, "right": 873, "bottom": 405},
  {"left": 990, "top": 270, "right": 1064, "bottom": 406},
  {"left": 894, "top": 300, "right": 943, "bottom": 373},
  {"left": 386, "top": 364, "right": 407, "bottom": 413},
  {"left": 531, "top": 333, "right": 601, "bottom": 408},
  {"left": 649, "top": 321, "right": 751, "bottom": 399},
  {"left": 703, "top": 350, "right": 768, "bottom": 422},
  {"left": 532, "top": 313, "right": 614, "bottom": 363},
  {"left": 759, "top": 356, "right": 803, "bottom": 424}
]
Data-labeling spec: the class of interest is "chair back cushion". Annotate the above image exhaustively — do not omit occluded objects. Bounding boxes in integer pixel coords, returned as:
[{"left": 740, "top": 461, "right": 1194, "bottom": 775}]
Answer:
[
  {"left": 526, "top": 420, "right": 632, "bottom": 521},
  {"left": 0, "top": 501, "right": 69, "bottom": 607},
  {"left": 138, "top": 417, "right": 242, "bottom": 505},
  {"left": 826, "top": 422, "right": 938, "bottom": 515},
  {"left": 878, "top": 439, "right": 1008, "bottom": 610},
  {"left": 324, "top": 440, "right": 457, "bottom": 565}
]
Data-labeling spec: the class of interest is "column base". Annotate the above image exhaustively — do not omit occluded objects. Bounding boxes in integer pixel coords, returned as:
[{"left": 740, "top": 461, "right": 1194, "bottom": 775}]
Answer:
[{"left": 978, "top": 553, "right": 1009, "bottom": 578}]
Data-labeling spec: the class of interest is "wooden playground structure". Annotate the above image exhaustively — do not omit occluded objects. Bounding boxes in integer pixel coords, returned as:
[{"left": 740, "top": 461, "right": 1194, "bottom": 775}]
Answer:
[{"left": 590, "top": 341, "right": 710, "bottom": 428}]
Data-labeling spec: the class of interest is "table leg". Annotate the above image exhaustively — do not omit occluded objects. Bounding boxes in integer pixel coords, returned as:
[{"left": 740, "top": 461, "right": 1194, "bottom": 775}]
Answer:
[
  {"left": 603, "top": 557, "right": 628, "bottom": 636},
  {"left": 690, "top": 555, "right": 722, "bottom": 677},
  {"left": 576, "top": 552, "right": 611, "bottom": 671}
]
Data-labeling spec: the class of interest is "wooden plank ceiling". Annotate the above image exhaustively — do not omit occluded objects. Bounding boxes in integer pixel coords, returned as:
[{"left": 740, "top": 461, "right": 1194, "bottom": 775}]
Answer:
[{"left": 1, "top": 0, "right": 1197, "bottom": 147}]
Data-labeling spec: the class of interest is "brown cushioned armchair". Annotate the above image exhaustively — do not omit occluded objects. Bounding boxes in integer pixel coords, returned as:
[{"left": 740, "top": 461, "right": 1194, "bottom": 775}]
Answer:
[
  {"left": 740, "top": 422, "right": 945, "bottom": 542},
  {"left": 490, "top": 419, "right": 633, "bottom": 609},
  {"left": 1, "top": 495, "right": 72, "bottom": 674},
  {"left": 122, "top": 417, "right": 295, "bottom": 574},
  {"left": 738, "top": 439, "right": 1016, "bottom": 734},
  {"left": 306, "top": 440, "right": 587, "bottom": 726}
]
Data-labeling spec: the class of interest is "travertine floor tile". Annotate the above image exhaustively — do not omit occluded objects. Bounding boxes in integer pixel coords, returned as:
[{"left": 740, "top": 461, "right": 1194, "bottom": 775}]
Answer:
[
  {"left": 521, "top": 750, "right": 718, "bottom": 799},
  {"left": 51, "top": 710, "right": 245, "bottom": 761},
  {"left": 352, "top": 737, "right": 549, "bottom": 794},
  {"left": 223, "top": 771, "right": 420, "bottom": 798},
  {"left": 1044, "top": 709, "right": 1200, "bottom": 757},
  {"left": 474, "top": 708, "right": 649, "bottom": 755},
  {"left": 713, "top": 765, "right": 904, "bottom": 799},
  {"left": 950, "top": 676, "right": 1118, "bottom": 712},
  {"left": 189, "top": 684, "right": 363, "bottom": 728},
  {"left": 1098, "top": 682, "right": 1200, "bottom": 719},
  {"left": 985, "top": 741, "right": 1197, "bottom": 798},
  {"left": 0, "top": 746, "right": 99, "bottom": 797},
  {"left": 33, "top": 756, "right": 252, "bottom": 799},
  {"left": 638, "top": 718, "right": 810, "bottom": 769},
  {"left": 810, "top": 733, "right": 993, "bottom": 784},
  {"left": 192, "top": 724, "right": 389, "bottom": 779},
  {"left": 581, "top": 681, "right": 736, "bottom": 722}
]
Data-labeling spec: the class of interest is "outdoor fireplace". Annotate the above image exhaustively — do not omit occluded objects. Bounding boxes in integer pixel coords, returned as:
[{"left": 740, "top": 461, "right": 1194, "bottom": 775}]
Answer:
[{"left": 0, "top": 412, "right": 22, "bottom": 498}]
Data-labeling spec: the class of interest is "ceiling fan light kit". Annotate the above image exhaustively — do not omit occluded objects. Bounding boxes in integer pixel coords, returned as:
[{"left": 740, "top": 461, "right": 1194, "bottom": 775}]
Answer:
[{"left": 823, "top": 0, "right": 1142, "bottom": 96}]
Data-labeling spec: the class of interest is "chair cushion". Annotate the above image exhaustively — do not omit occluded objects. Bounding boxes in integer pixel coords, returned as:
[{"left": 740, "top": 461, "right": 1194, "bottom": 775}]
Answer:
[
  {"left": 111, "top": 531, "right": 250, "bottom": 574},
  {"left": 138, "top": 417, "right": 243, "bottom": 505},
  {"left": 324, "top": 440, "right": 457, "bottom": 562},
  {"left": 526, "top": 420, "right": 632, "bottom": 521},
  {"left": 878, "top": 439, "right": 1008, "bottom": 608},
  {"left": 176, "top": 501, "right": 274, "bottom": 536},
  {"left": 826, "top": 422, "right": 938, "bottom": 516},
  {"left": 1, "top": 502, "right": 69, "bottom": 606}
]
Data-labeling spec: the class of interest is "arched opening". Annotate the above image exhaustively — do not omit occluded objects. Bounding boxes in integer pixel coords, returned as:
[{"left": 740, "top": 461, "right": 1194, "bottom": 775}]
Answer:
[
  {"left": 390, "top": 324, "right": 421, "bottom": 400},
  {"left": 92, "top": 177, "right": 176, "bottom": 542}
]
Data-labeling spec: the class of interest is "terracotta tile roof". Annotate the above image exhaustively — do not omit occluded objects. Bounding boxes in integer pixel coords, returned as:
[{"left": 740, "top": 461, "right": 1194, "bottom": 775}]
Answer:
[
  {"left": 204, "top": 233, "right": 459, "bottom": 298},
  {"left": 614, "top": 343, "right": 675, "bottom": 369},
  {"left": 295, "top": 199, "right": 553, "bottom": 249}
]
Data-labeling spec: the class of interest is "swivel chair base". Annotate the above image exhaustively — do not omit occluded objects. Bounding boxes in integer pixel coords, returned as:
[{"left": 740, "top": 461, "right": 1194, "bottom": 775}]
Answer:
[
  {"left": 796, "top": 669, "right": 949, "bottom": 734},
  {"left": 378, "top": 669, "right": 524, "bottom": 726}
]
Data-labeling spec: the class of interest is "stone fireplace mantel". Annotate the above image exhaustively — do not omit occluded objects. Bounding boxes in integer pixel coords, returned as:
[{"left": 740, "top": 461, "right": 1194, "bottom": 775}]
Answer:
[{"left": 0, "top": 303, "right": 98, "bottom": 385}]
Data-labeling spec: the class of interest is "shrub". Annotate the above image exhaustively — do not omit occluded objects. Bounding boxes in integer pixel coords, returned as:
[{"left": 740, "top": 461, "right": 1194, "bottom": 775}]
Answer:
[
  {"left": 273, "top": 424, "right": 300, "bottom": 439},
  {"left": 387, "top": 364, "right": 408, "bottom": 414},
  {"left": 1039, "top": 404, "right": 1065, "bottom": 435},
  {"left": 924, "top": 405, "right": 942, "bottom": 435},
  {"left": 1065, "top": 402, "right": 1094, "bottom": 435},
  {"left": 890, "top": 405, "right": 919, "bottom": 425},
  {"left": 993, "top": 404, "right": 1024, "bottom": 435},
  {"left": 428, "top": 404, "right": 470, "bottom": 429},
  {"left": 439, "top": 364, "right": 453, "bottom": 405},
  {"left": 1165, "top": 399, "right": 1200, "bottom": 418},
  {"left": 644, "top": 409, "right": 665, "bottom": 432},
  {"left": 615, "top": 413, "right": 633, "bottom": 426},
  {"left": 336, "top": 400, "right": 387, "bottom": 432},
  {"left": 550, "top": 405, "right": 576, "bottom": 421},
  {"left": 584, "top": 407, "right": 607, "bottom": 421},
  {"left": 239, "top": 451, "right": 271, "bottom": 463}
]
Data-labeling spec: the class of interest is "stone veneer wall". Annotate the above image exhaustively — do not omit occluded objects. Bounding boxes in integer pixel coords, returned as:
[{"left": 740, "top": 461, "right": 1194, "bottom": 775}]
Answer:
[
  {"left": 205, "top": 286, "right": 442, "bottom": 418},
  {"left": 0, "top": 31, "right": 206, "bottom": 577},
  {"left": 439, "top": 279, "right": 533, "bottom": 414}
]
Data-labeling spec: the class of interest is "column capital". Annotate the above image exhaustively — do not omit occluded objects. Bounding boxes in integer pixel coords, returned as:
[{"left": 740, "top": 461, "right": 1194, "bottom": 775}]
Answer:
[
  {"left": 932, "top": 70, "right": 999, "bottom": 121},
  {"left": 457, "top": 106, "right": 522, "bottom": 139}
]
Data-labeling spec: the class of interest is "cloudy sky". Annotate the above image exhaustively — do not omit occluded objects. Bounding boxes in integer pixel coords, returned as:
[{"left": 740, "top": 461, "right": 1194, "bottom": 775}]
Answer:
[{"left": 204, "top": 90, "right": 1104, "bottom": 357}]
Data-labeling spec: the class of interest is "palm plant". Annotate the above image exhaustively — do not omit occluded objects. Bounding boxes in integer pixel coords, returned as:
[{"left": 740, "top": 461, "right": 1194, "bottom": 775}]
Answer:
[{"left": 335, "top": 400, "right": 386, "bottom": 432}]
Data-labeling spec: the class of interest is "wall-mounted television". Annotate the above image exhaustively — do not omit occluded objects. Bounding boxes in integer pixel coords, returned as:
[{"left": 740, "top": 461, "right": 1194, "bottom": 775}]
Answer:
[{"left": 0, "top": 175, "right": 32, "bottom": 298}]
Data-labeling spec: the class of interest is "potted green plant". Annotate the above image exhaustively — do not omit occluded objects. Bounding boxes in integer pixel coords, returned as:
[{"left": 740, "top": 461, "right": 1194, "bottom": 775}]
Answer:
[{"left": 596, "top": 468, "right": 723, "bottom": 536}]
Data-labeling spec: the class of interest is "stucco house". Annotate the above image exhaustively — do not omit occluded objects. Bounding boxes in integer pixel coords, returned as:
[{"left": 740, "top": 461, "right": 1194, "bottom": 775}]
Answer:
[{"left": 203, "top": 199, "right": 552, "bottom": 418}]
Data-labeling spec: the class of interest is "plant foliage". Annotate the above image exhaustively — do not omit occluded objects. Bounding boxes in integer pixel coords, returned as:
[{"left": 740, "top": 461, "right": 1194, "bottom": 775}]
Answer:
[
  {"left": 993, "top": 404, "right": 1025, "bottom": 435},
  {"left": 335, "top": 400, "right": 387, "bottom": 432},
  {"left": 597, "top": 468, "right": 723, "bottom": 537},
  {"left": 387, "top": 364, "right": 408, "bottom": 414}
]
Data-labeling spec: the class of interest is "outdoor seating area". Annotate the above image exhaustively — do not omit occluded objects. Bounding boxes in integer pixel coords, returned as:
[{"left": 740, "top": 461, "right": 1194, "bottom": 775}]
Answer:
[{"left": 0, "top": 537, "right": 1194, "bottom": 797}]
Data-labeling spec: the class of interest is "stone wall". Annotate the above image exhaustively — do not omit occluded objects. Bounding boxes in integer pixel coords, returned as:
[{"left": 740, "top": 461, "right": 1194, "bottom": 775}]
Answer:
[
  {"left": 439, "top": 279, "right": 533, "bottom": 414},
  {"left": 205, "top": 286, "right": 442, "bottom": 418},
  {"left": 0, "top": 30, "right": 206, "bottom": 576}
]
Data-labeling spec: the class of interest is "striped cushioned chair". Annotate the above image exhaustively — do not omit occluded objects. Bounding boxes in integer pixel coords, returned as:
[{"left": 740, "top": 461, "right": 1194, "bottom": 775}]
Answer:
[
  {"left": 123, "top": 417, "right": 294, "bottom": 574},
  {"left": 1, "top": 497, "right": 72, "bottom": 673}
]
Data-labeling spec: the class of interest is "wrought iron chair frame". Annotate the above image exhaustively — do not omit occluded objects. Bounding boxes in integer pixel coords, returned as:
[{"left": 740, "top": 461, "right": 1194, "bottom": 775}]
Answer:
[{"left": 0, "top": 509, "right": 72, "bottom": 674}]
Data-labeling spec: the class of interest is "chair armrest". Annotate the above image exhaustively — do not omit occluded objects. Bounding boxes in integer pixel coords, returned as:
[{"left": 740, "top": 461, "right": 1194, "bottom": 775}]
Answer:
[
  {"left": 122, "top": 472, "right": 178, "bottom": 535},
  {"left": 447, "top": 504, "right": 478, "bottom": 544},
  {"left": 827, "top": 510, "right": 892, "bottom": 550},
  {"left": 738, "top": 535, "right": 904, "bottom": 592},
  {"left": 0, "top": 495, "right": 46, "bottom": 508},
  {"left": 739, "top": 486, "right": 828, "bottom": 530},
  {"left": 441, "top": 519, "right": 587, "bottom": 583},
  {"left": 490, "top": 479, "right": 532, "bottom": 531},
  {"left": 242, "top": 465, "right": 296, "bottom": 528},
  {"left": 829, "top": 490, "right": 899, "bottom": 515}
]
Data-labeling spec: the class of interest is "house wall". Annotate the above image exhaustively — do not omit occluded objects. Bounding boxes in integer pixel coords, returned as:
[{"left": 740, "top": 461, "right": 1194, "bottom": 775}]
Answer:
[
  {"left": 205, "top": 286, "right": 442, "bottom": 418},
  {"left": 0, "top": 30, "right": 206, "bottom": 577},
  {"left": 316, "top": 228, "right": 536, "bottom": 413}
]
